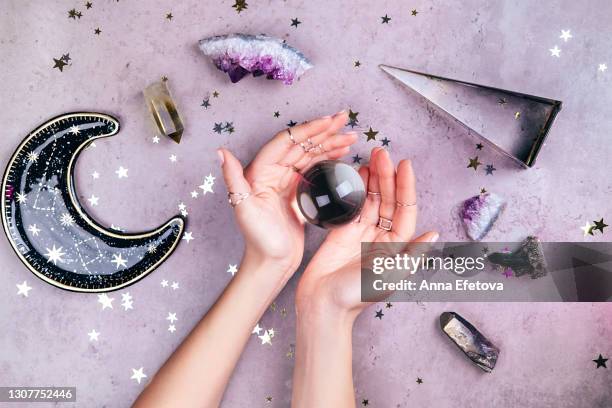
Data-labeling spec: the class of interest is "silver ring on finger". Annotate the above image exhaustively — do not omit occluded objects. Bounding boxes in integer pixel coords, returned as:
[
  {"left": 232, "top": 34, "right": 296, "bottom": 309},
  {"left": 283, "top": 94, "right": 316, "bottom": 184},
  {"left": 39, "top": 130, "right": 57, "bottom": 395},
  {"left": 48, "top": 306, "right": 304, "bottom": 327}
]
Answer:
[
  {"left": 396, "top": 200, "right": 417, "bottom": 207},
  {"left": 367, "top": 191, "right": 381, "bottom": 197},
  {"left": 377, "top": 217, "right": 393, "bottom": 231},
  {"left": 287, "top": 128, "right": 297, "bottom": 145},
  {"left": 227, "top": 192, "right": 251, "bottom": 207}
]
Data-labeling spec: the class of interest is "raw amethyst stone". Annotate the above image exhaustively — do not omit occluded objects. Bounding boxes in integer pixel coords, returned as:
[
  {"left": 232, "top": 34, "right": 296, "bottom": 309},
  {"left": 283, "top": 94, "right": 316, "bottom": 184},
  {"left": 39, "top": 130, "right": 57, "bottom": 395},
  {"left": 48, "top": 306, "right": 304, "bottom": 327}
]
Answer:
[
  {"left": 461, "top": 193, "right": 505, "bottom": 241},
  {"left": 199, "top": 34, "right": 313, "bottom": 85}
]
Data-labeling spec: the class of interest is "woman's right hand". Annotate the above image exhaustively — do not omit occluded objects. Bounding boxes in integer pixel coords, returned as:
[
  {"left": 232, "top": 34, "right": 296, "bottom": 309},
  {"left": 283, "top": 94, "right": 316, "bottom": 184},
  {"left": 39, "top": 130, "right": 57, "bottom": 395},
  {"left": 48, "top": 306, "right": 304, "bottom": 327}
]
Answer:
[{"left": 218, "top": 111, "right": 356, "bottom": 278}]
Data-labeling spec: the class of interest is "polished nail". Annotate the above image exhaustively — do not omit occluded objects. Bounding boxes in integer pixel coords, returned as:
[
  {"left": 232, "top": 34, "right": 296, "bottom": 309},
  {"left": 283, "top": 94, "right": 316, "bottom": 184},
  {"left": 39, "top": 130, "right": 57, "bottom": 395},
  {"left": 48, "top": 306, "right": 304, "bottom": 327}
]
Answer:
[
  {"left": 429, "top": 232, "right": 440, "bottom": 243},
  {"left": 334, "top": 109, "right": 346, "bottom": 116},
  {"left": 217, "top": 149, "right": 224, "bottom": 166}
]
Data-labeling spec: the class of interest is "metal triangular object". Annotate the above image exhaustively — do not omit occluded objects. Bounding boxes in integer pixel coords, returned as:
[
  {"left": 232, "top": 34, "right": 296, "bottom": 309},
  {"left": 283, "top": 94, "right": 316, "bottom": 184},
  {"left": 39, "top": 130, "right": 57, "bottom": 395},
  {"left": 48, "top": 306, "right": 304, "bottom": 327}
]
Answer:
[{"left": 380, "top": 65, "right": 562, "bottom": 168}]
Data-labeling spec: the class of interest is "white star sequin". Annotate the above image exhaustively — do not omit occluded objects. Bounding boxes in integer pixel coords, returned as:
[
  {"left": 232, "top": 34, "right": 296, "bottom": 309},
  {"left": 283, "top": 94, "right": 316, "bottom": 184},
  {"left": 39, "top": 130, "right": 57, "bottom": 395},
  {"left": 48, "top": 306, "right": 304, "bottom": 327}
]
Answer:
[
  {"left": 88, "top": 329, "right": 100, "bottom": 341},
  {"left": 88, "top": 195, "right": 99, "bottom": 206},
  {"left": 121, "top": 292, "right": 133, "bottom": 310},
  {"left": 581, "top": 221, "right": 594, "bottom": 236},
  {"left": 598, "top": 63, "right": 607, "bottom": 72},
  {"left": 97, "top": 293, "right": 114, "bottom": 310},
  {"left": 171, "top": 281, "right": 179, "bottom": 290},
  {"left": 199, "top": 181, "right": 214, "bottom": 195},
  {"left": 69, "top": 125, "right": 81, "bottom": 135},
  {"left": 16, "top": 280, "right": 32, "bottom": 297},
  {"left": 182, "top": 231, "right": 194, "bottom": 243},
  {"left": 115, "top": 166, "right": 129, "bottom": 179},
  {"left": 190, "top": 190, "right": 199, "bottom": 198},
  {"left": 258, "top": 330, "right": 272, "bottom": 345},
  {"left": 227, "top": 264, "right": 238, "bottom": 276},
  {"left": 559, "top": 29, "right": 572, "bottom": 42},
  {"left": 178, "top": 202, "right": 187, "bottom": 211},
  {"left": 161, "top": 279, "right": 169, "bottom": 287},
  {"left": 111, "top": 253, "right": 128, "bottom": 269},
  {"left": 130, "top": 367, "right": 147, "bottom": 384},
  {"left": 152, "top": 136, "right": 160, "bottom": 144},
  {"left": 147, "top": 244, "right": 157, "bottom": 253},
  {"left": 169, "top": 154, "right": 177, "bottom": 163},
  {"left": 28, "top": 224, "right": 41, "bottom": 236},
  {"left": 166, "top": 312, "right": 178, "bottom": 323},
  {"left": 44, "top": 245, "right": 65, "bottom": 264},
  {"left": 252, "top": 324, "right": 262, "bottom": 335},
  {"left": 92, "top": 171, "right": 100, "bottom": 179},
  {"left": 549, "top": 45, "right": 561, "bottom": 57},
  {"left": 205, "top": 174, "right": 215, "bottom": 184},
  {"left": 168, "top": 324, "right": 176, "bottom": 333}
]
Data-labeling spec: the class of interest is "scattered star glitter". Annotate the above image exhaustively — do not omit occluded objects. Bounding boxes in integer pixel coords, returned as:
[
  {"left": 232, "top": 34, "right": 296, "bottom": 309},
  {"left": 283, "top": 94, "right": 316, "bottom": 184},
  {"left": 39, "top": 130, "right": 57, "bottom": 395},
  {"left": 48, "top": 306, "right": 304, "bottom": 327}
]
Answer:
[
  {"left": 467, "top": 156, "right": 482, "bottom": 170},
  {"left": 593, "top": 354, "right": 608, "bottom": 368},
  {"left": 232, "top": 0, "right": 248, "bottom": 13},
  {"left": 364, "top": 127, "right": 378, "bottom": 141}
]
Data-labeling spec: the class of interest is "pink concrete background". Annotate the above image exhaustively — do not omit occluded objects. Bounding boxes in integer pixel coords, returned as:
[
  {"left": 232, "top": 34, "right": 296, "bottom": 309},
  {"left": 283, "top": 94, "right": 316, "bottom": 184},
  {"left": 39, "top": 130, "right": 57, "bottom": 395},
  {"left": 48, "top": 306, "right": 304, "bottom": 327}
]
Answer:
[{"left": 1, "top": 1, "right": 611, "bottom": 407}]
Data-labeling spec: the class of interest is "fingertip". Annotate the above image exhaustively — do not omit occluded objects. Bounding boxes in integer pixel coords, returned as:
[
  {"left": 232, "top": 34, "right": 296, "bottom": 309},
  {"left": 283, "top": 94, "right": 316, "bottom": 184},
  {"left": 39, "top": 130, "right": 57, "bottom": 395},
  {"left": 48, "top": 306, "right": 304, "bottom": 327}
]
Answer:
[{"left": 217, "top": 149, "right": 225, "bottom": 166}]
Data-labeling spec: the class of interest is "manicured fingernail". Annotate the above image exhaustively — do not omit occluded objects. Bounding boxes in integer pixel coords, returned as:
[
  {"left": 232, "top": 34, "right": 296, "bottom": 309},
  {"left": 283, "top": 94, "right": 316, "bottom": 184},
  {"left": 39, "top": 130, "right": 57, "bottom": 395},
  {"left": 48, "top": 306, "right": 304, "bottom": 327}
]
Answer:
[
  {"left": 216, "top": 149, "right": 224, "bottom": 166},
  {"left": 322, "top": 115, "right": 332, "bottom": 119},
  {"left": 334, "top": 109, "right": 346, "bottom": 116},
  {"left": 428, "top": 232, "right": 440, "bottom": 243}
]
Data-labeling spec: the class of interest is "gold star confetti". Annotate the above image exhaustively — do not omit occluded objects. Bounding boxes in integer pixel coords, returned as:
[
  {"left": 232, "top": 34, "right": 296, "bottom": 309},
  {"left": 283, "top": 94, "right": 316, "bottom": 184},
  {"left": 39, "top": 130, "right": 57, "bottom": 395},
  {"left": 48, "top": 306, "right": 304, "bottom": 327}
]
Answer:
[
  {"left": 212, "top": 90, "right": 220, "bottom": 98},
  {"left": 265, "top": 396, "right": 273, "bottom": 403},
  {"left": 411, "top": 9, "right": 418, "bottom": 16},
  {"left": 232, "top": 0, "right": 248, "bottom": 13},
  {"left": 467, "top": 156, "right": 482, "bottom": 170},
  {"left": 52, "top": 57, "right": 68, "bottom": 72},
  {"left": 354, "top": 60, "right": 361, "bottom": 67},
  {"left": 286, "top": 343, "right": 295, "bottom": 359},
  {"left": 166, "top": 12, "right": 173, "bottom": 20},
  {"left": 592, "top": 218, "right": 608, "bottom": 234},
  {"left": 514, "top": 111, "right": 521, "bottom": 119},
  {"left": 364, "top": 127, "right": 378, "bottom": 141}
]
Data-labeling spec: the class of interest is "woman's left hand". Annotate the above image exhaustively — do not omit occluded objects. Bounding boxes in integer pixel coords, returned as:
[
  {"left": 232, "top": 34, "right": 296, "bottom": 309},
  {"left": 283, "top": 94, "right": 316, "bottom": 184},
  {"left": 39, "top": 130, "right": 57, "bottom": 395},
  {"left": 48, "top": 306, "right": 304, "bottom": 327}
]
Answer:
[{"left": 218, "top": 110, "right": 356, "bottom": 276}]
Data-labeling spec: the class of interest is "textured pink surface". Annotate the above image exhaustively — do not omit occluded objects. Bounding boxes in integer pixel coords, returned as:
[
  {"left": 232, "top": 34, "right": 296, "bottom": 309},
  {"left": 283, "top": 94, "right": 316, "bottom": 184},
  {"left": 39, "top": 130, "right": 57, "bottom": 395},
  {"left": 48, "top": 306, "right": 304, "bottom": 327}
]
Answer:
[{"left": 1, "top": 1, "right": 611, "bottom": 407}]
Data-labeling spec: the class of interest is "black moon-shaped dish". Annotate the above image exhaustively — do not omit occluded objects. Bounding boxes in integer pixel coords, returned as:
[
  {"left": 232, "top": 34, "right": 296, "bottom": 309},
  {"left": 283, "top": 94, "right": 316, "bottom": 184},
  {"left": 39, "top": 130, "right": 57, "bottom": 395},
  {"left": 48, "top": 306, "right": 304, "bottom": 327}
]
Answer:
[{"left": 1, "top": 112, "right": 185, "bottom": 292}]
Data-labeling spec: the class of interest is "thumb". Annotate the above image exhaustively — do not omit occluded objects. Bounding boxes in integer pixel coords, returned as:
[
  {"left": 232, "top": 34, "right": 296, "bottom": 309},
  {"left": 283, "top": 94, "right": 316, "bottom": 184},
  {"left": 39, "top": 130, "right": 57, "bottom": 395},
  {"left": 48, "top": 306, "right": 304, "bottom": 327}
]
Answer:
[{"left": 218, "top": 148, "right": 251, "bottom": 195}]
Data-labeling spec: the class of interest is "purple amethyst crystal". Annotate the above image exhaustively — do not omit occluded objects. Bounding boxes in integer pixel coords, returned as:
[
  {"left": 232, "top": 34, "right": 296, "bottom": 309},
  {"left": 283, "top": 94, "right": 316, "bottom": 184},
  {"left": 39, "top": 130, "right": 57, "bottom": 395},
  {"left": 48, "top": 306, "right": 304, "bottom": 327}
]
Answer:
[
  {"left": 198, "top": 34, "right": 313, "bottom": 85},
  {"left": 461, "top": 193, "right": 506, "bottom": 241}
]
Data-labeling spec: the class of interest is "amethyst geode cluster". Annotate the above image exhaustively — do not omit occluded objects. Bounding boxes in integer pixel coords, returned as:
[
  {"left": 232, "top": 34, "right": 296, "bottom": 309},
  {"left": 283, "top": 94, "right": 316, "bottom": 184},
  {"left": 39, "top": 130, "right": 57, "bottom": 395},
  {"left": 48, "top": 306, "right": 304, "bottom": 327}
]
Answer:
[
  {"left": 198, "top": 34, "right": 313, "bottom": 85},
  {"left": 461, "top": 193, "right": 506, "bottom": 241}
]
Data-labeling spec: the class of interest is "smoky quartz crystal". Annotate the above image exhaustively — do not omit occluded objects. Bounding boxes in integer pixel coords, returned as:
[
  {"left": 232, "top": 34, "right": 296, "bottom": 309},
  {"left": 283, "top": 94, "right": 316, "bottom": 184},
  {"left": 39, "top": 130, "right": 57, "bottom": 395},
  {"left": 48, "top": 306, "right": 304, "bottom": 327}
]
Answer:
[{"left": 440, "top": 311, "right": 500, "bottom": 373}]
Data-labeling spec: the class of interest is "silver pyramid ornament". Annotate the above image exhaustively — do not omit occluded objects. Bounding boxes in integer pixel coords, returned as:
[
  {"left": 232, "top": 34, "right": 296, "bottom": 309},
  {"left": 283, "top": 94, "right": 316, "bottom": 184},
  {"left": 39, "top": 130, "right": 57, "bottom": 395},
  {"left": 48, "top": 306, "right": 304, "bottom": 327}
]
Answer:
[{"left": 380, "top": 65, "right": 562, "bottom": 168}]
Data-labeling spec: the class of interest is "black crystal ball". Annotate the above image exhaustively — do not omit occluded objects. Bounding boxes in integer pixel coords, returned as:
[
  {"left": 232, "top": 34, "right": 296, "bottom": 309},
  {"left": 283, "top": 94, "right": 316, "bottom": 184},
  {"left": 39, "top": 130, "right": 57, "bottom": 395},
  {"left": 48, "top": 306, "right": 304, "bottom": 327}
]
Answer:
[{"left": 297, "top": 160, "right": 366, "bottom": 228}]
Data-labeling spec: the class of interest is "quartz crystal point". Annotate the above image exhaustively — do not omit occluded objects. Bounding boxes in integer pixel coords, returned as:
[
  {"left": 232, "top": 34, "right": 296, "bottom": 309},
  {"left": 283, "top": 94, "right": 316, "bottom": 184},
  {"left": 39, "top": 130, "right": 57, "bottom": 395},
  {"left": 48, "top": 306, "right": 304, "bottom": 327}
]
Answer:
[
  {"left": 379, "top": 65, "right": 562, "bottom": 168},
  {"left": 199, "top": 34, "right": 313, "bottom": 85},
  {"left": 440, "top": 312, "right": 499, "bottom": 373},
  {"left": 143, "top": 79, "right": 184, "bottom": 143},
  {"left": 487, "top": 236, "right": 548, "bottom": 279},
  {"left": 461, "top": 193, "right": 506, "bottom": 241}
]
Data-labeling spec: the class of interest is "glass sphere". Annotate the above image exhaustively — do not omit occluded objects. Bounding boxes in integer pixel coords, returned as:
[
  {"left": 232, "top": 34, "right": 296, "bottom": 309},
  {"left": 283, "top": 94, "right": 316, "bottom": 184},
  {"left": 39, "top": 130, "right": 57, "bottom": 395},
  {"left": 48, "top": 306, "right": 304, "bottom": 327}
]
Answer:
[{"left": 297, "top": 160, "right": 366, "bottom": 228}]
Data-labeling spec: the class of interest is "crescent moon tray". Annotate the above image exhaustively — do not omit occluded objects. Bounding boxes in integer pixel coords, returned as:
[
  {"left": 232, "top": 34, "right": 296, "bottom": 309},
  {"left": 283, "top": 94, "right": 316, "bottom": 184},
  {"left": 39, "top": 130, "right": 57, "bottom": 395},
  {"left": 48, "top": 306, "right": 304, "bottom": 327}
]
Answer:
[{"left": 1, "top": 112, "right": 185, "bottom": 292}]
